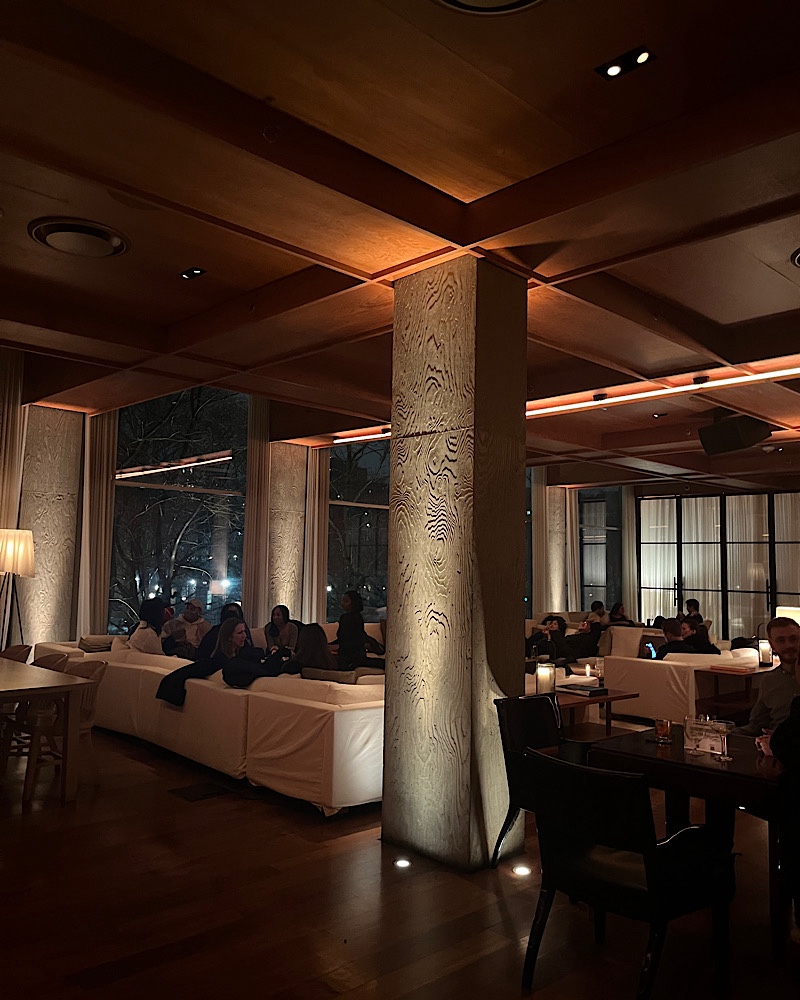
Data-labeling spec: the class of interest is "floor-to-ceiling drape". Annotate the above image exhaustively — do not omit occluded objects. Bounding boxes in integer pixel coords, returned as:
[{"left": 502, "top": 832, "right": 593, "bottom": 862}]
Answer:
[
  {"left": 302, "top": 447, "right": 329, "bottom": 624},
  {"left": 0, "top": 350, "right": 28, "bottom": 645},
  {"left": 77, "top": 410, "right": 119, "bottom": 637}
]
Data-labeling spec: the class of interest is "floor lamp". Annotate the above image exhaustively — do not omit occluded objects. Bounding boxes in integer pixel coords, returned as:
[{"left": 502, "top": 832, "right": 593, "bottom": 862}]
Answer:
[{"left": 0, "top": 529, "right": 36, "bottom": 647}]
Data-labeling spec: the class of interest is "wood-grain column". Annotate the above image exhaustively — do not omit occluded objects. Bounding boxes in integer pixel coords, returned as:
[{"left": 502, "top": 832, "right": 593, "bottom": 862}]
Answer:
[
  {"left": 267, "top": 442, "right": 308, "bottom": 621},
  {"left": 384, "top": 255, "right": 527, "bottom": 870}
]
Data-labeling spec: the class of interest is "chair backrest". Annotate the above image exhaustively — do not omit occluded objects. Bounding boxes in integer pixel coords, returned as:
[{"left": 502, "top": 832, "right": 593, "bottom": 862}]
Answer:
[
  {"left": 32, "top": 653, "right": 69, "bottom": 672},
  {"left": 1, "top": 644, "right": 32, "bottom": 663},
  {"left": 64, "top": 660, "right": 107, "bottom": 729},
  {"left": 522, "top": 750, "right": 657, "bottom": 868},
  {"left": 494, "top": 696, "right": 562, "bottom": 815},
  {"left": 494, "top": 695, "right": 562, "bottom": 754}
]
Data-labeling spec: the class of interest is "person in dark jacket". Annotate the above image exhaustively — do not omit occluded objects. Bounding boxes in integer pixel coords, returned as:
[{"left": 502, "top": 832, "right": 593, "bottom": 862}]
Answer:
[
  {"left": 655, "top": 618, "right": 697, "bottom": 660},
  {"left": 526, "top": 615, "right": 566, "bottom": 659},
  {"left": 331, "top": 590, "right": 368, "bottom": 669},
  {"left": 157, "top": 617, "right": 262, "bottom": 707},
  {"left": 196, "top": 602, "right": 254, "bottom": 661},
  {"left": 762, "top": 695, "right": 800, "bottom": 944},
  {"left": 680, "top": 620, "right": 720, "bottom": 654},
  {"left": 225, "top": 622, "right": 339, "bottom": 687},
  {"left": 551, "top": 620, "right": 602, "bottom": 664},
  {"left": 608, "top": 602, "right": 636, "bottom": 627}
]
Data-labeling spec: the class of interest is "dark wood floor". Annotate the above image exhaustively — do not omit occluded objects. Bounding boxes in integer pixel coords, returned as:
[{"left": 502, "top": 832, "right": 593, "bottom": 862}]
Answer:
[{"left": 1, "top": 731, "right": 798, "bottom": 1000}]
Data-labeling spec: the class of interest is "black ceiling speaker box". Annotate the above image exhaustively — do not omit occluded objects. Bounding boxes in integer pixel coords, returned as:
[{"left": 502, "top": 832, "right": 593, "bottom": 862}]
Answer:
[{"left": 698, "top": 416, "right": 772, "bottom": 456}]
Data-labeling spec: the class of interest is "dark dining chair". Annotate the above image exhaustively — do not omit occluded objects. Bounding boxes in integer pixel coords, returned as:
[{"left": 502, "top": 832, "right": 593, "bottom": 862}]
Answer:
[
  {"left": 491, "top": 694, "right": 562, "bottom": 867},
  {"left": 520, "top": 749, "right": 735, "bottom": 999}
]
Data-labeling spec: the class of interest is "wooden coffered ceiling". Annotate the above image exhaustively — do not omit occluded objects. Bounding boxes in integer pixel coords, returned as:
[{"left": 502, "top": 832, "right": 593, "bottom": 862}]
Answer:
[{"left": 2, "top": 0, "right": 800, "bottom": 492}]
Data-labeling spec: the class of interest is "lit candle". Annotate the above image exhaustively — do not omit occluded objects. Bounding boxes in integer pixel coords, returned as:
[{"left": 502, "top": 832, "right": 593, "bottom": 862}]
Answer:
[{"left": 536, "top": 664, "right": 555, "bottom": 694}]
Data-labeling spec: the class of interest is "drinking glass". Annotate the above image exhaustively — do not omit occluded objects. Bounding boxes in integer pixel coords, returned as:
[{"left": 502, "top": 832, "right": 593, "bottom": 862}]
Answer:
[
  {"left": 684, "top": 716, "right": 704, "bottom": 756},
  {"left": 711, "top": 720, "right": 735, "bottom": 762},
  {"left": 654, "top": 718, "right": 672, "bottom": 743}
]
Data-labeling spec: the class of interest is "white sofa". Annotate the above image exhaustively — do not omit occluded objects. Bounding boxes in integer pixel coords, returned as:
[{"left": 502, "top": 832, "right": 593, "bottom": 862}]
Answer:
[
  {"left": 603, "top": 648, "right": 765, "bottom": 723},
  {"left": 33, "top": 638, "right": 384, "bottom": 813}
]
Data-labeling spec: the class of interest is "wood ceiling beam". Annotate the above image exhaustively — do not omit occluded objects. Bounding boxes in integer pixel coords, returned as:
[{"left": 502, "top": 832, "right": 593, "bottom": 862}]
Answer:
[
  {"left": 543, "top": 192, "right": 800, "bottom": 286},
  {"left": 551, "top": 274, "right": 729, "bottom": 366},
  {"left": 167, "top": 267, "right": 364, "bottom": 353},
  {"left": 466, "top": 69, "right": 800, "bottom": 245},
  {"left": 1, "top": 0, "right": 465, "bottom": 245}
]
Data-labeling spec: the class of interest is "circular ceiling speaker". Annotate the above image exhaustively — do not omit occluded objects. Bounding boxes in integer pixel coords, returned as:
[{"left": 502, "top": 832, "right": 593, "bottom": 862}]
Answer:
[
  {"left": 28, "top": 217, "right": 129, "bottom": 257},
  {"left": 435, "top": 0, "right": 545, "bottom": 13}
]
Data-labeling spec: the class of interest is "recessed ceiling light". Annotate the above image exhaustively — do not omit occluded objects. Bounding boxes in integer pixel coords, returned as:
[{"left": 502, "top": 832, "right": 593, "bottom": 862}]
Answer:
[
  {"left": 435, "top": 0, "right": 545, "bottom": 13},
  {"left": 181, "top": 267, "right": 206, "bottom": 280},
  {"left": 512, "top": 865, "right": 532, "bottom": 876},
  {"left": 28, "top": 217, "right": 128, "bottom": 257},
  {"left": 394, "top": 858, "right": 412, "bottom": 869},
  {"left": 653, "top": 413, "right": 667, "bottom": 419},
  {"left": 596, "top": 46, "right": 655, "bottom": 80},
  {"left": 791, "top": 247, "right": 800, "bottom": 268}
]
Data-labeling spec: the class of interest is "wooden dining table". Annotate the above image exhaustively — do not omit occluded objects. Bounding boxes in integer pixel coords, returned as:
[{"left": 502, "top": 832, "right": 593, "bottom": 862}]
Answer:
[
  {"left": 0, "top": 657, "right": 90, "bottom": 803},
  {"left": 589, "top": 725, "right": 786, "bottom": 959}
]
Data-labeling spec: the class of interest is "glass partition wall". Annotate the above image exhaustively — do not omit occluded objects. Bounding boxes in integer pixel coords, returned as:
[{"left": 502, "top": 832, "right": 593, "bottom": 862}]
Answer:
[{"left": 637, "top": 492, "right": 794, "bottom": 639}]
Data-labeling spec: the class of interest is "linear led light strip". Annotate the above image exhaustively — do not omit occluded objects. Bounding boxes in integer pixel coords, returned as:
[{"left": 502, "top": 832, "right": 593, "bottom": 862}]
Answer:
[
  {"left": 332, "top": 430, "right": 392, "bottom": 445},
  {"left": 525, "top": 365, "right": 800, "bottom": 418},
  {"left": 115, "top": 455, "right": 232, "bottom": 480}
]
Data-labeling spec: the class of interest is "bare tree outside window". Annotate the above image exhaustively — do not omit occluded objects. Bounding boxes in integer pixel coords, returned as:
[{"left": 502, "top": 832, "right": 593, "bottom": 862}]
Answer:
[
  {"left": 109, "top": 388, "right": 248, "bottom": 633},
  {"left": 327, "top": 442, "right": 390, "bottom": 621}
]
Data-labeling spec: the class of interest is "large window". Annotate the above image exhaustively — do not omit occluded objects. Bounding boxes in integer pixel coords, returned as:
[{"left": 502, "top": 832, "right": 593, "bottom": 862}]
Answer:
[
  {"left": 637, "top": 492, "right": 796, "bottom": 638},
  {"left": 578, "top": 487, "right": 622, "bottom": 611},
  {"left": 109, "top": 388, "right": 248, "bottom": 633},
  {"left": 327, "top": 441, "right": 390, "bottom": 622}
]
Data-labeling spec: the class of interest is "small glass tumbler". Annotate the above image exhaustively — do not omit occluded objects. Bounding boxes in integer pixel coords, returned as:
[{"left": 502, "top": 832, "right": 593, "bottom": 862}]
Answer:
[{"left": 654, "top": 718, "right": 672, "bottom": 744}]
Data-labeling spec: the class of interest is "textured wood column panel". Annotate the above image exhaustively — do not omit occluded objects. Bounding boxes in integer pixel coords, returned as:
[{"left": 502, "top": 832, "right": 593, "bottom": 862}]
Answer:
[
  {"left": 267, "top": 442, "right": 308, "bottom": 621},
  {"left": 16, "top": 405, "right": 83, "bottom": 646},
  {"left": 384, "top": 256, "right": 527, "bottom": 870},
  {"left": 546, "top": 485, "right": 568, "bottom": 611}
]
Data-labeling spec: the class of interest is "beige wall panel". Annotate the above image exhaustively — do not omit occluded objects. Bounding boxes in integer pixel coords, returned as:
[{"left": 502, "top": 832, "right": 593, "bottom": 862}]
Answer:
[
  {"left": 385, "top": 256, "right": 527, "bottom": 870},
  {"left": 267, "top": 443, "right": 307, "bottom": 618},
  {"left": 17, "top": 406, "right": 83, "bottom": 646},
  {"left": 546, "top": 486, "right": 568, "bottom": 610}
]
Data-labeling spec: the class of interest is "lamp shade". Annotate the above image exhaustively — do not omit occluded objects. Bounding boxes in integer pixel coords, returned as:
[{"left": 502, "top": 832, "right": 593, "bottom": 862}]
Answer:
[{"left": 0, "top": 529, "right": 35, "bottom": 577}]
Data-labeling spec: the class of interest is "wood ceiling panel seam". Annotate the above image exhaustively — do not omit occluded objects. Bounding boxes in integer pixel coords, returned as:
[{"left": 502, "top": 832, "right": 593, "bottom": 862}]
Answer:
[
  {"left": 463, "top": 68, "right": 800, "bottom": 245},
  {"left": 2, "top": 0, "right": 467, "bottom": 245}
]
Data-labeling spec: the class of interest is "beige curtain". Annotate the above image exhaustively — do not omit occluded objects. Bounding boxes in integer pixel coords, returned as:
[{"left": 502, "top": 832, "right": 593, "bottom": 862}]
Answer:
[
  {"left": 77, "top": 411, "right": 119, "bottom": 637},
  {"left": 0, "top": 349, "right": 29, "bottom": 644},
  {"left": 565, "top": 488, "right": 581, "bottom": 609},
  {"left": 241, "top": 396, "right": 270, "bottom": 627},
  {"left": 529, "top": 467, "right": 548, "bottom": 611},
  {"left": 621, "top": 485, "right": 639, "bottom": 621},
  {"left": 302, "top": 447, "right": 330, "bottom": 624}
]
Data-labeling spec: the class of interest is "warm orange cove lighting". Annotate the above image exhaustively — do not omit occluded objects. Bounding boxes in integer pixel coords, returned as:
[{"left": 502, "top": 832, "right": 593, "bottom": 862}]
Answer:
[
  {"left": 525, "top": 364, "right": 800, "bottom": 419},
  {"left": 332, "top": 430, "right": 392, "bottom": 445}
]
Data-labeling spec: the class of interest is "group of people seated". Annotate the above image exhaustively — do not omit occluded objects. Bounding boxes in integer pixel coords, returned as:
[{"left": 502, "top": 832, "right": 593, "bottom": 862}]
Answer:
[{"left": 122, "top": 590, "right": 385, "bottom": 706}]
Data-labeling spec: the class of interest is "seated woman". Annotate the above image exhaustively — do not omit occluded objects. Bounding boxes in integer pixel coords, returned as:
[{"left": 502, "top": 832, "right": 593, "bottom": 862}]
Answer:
[
  {"left": 331, "top": 590, "right": 368, "bottom": 669},
  {"left": 129, "top": 597, "right": 179, "bottom": 655},
  {"left": 157, "top": 617, "right": 262, "bottom": 707},
  {"left": 266, "top": 604, "right": 299, "bottom": 652},
  {"left": 551, "top": 620, "right": 602, "bottom": 664},
  {"left": 680, "top": 620, "right": 720, "bottom": 654},
  {"left": 526, "top": 615, "right": 566, "bottom": 659},
  {"left": 196, "top": 602, "right": 256, "bottom": 661},
  {"left": 608, "top": 602, "right": 636, "bottom": 627},
  {"left": 225, "top": 623, "right": 339, "bottom": 686}
]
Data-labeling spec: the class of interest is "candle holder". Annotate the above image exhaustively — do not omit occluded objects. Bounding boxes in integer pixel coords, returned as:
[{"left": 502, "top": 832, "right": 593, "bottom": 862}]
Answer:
[
  {"left": 758, "top": 639, "right": 772, "bottom": 666},
  {"left": 536, "top": 663, "right": 555, "bottom": 695}
]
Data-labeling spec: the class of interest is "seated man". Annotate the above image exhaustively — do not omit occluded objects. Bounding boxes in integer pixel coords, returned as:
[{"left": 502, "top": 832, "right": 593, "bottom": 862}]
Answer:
[
  {"left": 655, "top": 617, "right": 696, "bottom": 660},
  {"left": 162, "top": 597, "right": 212, "bottom": 653},
  {"left": 584, "top": 600, "right": 610, "bottom": 626},
  {"left": 735, "top": 617, "right": 800, "bottom": 739}
]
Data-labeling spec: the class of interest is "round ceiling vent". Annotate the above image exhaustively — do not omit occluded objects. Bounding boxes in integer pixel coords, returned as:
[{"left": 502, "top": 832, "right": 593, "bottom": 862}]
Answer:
[
  {"left": 435, "top": 0, "right": 545, "bottom": 12},
  {"left": 28, "top": 217, "right": 129, "bottom": 257}
]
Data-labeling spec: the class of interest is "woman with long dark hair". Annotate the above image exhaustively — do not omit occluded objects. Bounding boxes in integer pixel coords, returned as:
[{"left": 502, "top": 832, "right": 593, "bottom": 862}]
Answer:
[
  {"left": 332, "top": 590, "right": 368, "bottom": 669},
  {"left": 266, "top": 605, "right": 299, "bottom": 652},
  {"left": 130, "top": 597, "right": 170, "bottom": 655}
]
